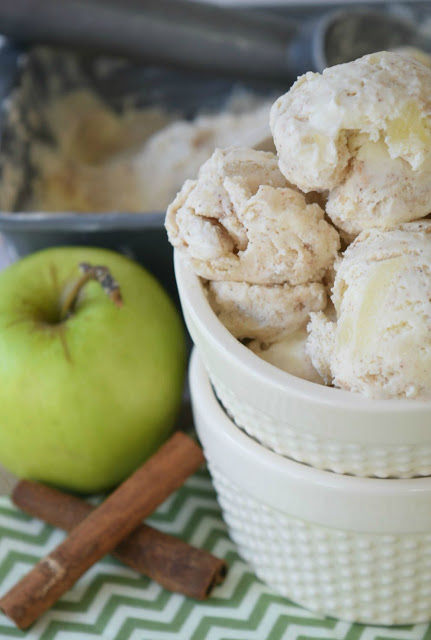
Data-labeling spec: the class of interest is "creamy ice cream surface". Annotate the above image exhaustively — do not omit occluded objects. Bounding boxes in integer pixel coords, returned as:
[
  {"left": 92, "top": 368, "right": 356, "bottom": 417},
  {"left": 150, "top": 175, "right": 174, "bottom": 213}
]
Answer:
[
  {"left": 393, "top": 46, "right": 431, "bottom": 69},
  {"left": 27, "top": 90, "right": 274, "bottom": 213},
  {"left": 270, "top": 52, "right": 431, "bottom": 239},
  {"left": 306, "top": 222, "right": 431, "bottom": 399},
  {"left": 29, "top": 91, "right": 171, "bottom": 213},
  {"left": 325, "top": 137, "right": 431, "bottom": 242},
  {"left": 166, "top": 147, "right": 340, "bottom": 285},
  {"left": 206, "top": 280, "right": 326, "bottom": 342},
  {"left": 135, "top": 102, "right": 274, "bottom": 211},
  {"left": 249, "top": 327, "right": 324, "bottom": 383}
]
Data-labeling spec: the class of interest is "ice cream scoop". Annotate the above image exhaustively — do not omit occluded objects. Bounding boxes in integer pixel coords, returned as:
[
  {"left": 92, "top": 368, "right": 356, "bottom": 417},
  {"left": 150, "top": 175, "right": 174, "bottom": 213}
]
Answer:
[
  {"left": 166, "top": 147, "right": 340, "bottom": 286},
  {"left": 306, "top": 221, "right": 431, "bottom": 399},
  {"left": 271, "top": 51, "right": 431, "bottom": 239}
]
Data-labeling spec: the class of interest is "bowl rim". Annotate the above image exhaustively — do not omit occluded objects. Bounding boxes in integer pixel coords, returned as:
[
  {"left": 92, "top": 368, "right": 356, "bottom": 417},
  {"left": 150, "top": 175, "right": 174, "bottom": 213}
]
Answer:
[
  {"left": 190, "top": 348, "right": 431, "bottom": 533},
  {"left": 175, "top": 250, "right": 431, "bottom": 414}
]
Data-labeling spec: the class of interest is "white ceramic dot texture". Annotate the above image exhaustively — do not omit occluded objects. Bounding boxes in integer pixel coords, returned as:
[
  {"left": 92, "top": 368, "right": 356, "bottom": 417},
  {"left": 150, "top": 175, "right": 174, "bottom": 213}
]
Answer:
[
  {"left": 211, "top": 370, "right": 431, "bottom": 478},
  {"left": 190, "top": 349, "right": 431, "bottom": 625},
  {"left": 209, "top": 462, "right": 431, "bottom": 625}
]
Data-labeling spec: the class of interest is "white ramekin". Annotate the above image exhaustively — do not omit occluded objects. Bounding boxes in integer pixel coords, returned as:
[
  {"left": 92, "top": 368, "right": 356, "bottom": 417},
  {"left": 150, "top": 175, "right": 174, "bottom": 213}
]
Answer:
[
  {"left": 189, "top": 349, "right": 431, "bottom": 625},
  {"left": 175, "top": 252, "right": 431, "bottom": 479}
]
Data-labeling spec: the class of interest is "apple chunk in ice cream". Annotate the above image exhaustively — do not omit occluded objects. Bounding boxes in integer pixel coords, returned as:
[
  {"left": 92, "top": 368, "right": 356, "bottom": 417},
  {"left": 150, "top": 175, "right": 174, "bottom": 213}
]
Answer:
[
  {"left": 307, "top": 222, "right": 431, "bottom": 399},
  {"left": 0, "top": 247, "right": 186, "bottom": 493},
  {"left": 248, "top": 327, "right": 324, "bottom": 384},
  {"left": 270, "top": 51, "right": 431, "bottom": 240}
]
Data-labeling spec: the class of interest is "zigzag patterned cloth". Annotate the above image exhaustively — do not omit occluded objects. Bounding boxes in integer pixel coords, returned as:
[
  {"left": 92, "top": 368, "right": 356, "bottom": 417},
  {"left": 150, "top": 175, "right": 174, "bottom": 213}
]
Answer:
[{"left": 0, "top": 467, "right": 430, "bottom": 640}]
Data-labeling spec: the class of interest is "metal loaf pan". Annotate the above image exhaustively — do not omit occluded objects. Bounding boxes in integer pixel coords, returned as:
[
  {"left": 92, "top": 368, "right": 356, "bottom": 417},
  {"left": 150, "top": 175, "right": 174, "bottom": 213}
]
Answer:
[{"left": 0, "top": 43, "right": 279, "bottom": 300}]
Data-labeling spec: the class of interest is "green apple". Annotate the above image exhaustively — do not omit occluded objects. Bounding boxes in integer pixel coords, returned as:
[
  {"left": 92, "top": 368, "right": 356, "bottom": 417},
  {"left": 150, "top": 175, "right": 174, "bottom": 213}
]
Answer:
[{"left": 0, "top": 246, "right": 186, "bottom": 493}]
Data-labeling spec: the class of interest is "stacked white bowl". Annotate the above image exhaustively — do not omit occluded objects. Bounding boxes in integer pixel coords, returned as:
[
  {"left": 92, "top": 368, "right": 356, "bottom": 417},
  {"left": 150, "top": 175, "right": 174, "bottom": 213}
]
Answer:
[{"left": 175, "top": 252, "right": 431, "bottom": 625}]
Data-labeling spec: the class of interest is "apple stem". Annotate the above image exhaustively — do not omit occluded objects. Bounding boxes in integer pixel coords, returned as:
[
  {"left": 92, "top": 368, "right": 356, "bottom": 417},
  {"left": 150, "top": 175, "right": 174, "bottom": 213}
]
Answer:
[{"left": 60, "top": 263, "right": 123, "bottom": 320}]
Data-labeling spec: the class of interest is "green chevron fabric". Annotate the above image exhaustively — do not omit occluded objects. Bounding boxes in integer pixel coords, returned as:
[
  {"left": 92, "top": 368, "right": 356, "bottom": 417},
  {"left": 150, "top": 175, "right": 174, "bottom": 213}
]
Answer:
[{"left": 0, "top": 467, "right": 430, "bottom": 640}]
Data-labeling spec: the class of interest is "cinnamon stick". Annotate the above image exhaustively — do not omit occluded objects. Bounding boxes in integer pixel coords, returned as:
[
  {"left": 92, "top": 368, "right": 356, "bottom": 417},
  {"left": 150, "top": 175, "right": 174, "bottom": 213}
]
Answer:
[
  {"left": 0, "top": 432, "right": 206, "bottom": 629},
  {"left": 12, "top": 479, "right": 227, "bottom": 600}
]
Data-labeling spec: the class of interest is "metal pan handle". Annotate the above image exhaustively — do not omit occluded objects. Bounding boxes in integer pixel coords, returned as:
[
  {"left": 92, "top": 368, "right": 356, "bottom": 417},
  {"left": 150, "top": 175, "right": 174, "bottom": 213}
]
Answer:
[{"left": 0, "top": 0, "right": 299, "bottom": 81}]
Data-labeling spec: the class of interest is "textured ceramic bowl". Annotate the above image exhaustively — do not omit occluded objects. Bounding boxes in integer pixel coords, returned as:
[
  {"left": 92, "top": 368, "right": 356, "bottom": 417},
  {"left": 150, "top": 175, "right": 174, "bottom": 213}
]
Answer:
[
  {"left": 190, "top": 349, "right": 431, "bottom": 625},
  {"left": 175, "top": 252, "right": 431, "bottom": 478}
]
